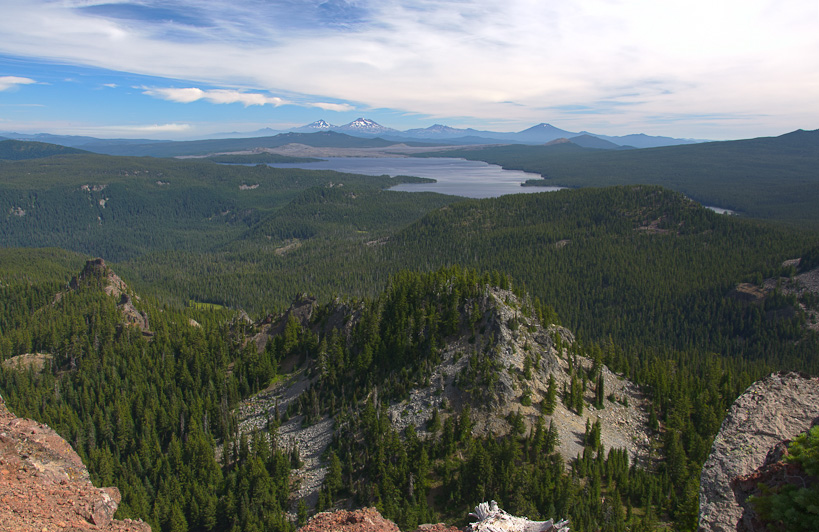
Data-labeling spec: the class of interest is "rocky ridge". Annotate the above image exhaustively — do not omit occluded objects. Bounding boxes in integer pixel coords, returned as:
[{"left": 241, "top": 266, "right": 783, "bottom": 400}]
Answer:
[
  {"left": 234, "top": 285, "right": 650, "bottom": 514},
  {"left": 0, "top": 395, "right": 150, "bottom": 531},
  {"left": 698, "top": 372, "right": 819, "bottom": 531},
  {"left": 384, "top": 287, "right": 650, "bottom": 464}
]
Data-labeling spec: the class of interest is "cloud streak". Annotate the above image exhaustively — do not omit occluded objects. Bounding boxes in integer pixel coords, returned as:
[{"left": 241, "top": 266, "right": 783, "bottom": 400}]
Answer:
[
  {"left": 310, "top": 102, "right": 355, "bottom": 112},
  {"left": 100, "top": 123, "right": 192, "bottom": 133},
  {"left": 0, "top": 76, "right": 37, "bottom": 91},
  {"left": 142, "top": 87, "right": 288, "bottom": 106},
  {"left": 142, "top": 86, "right": 354, "bottom": 112}
]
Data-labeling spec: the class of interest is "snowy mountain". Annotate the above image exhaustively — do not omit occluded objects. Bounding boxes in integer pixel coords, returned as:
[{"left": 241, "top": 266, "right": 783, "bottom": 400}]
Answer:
[
  {"left": 293, "top": 120, "right": 336, "bottom": 133},
  {"left": 335, "top": 118, "right": 399, "bottom": 136}
]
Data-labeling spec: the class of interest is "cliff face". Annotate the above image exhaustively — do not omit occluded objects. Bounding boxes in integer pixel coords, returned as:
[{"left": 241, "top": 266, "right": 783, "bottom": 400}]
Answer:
[
  {"left": 0, "top": 396, "right": 150, "bottom": 532},
  {"left": 381, "top": 287, "right": 650, "bottom": 465},
  {"left": 698, "top": 372, "right": 819, "bottom": 531}
]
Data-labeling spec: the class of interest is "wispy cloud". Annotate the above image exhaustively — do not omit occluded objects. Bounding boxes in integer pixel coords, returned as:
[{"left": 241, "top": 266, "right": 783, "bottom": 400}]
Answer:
[
  {"left": 108, "top": 124, "right": 191, "bottom": 133},
  {"left": 0, "top": 119, "right": 193, "bottom": 138},
  {"left": 142, "top": 85, "right": 354, "bottom": 112},
  {"left": 90, "top": 123, "right": 193, "bottom": 135},
  {"left": 310, "top": 102, "right": 355, "bottom": 112},
  {"left": 0, "top": 76, "right": 36, "bottom": 91},
  {"left": 142, "top": 87, "right": 288, "bottom": 106},
  {"left": 106, "top": 123, "right": 192, "bottom": 133}
]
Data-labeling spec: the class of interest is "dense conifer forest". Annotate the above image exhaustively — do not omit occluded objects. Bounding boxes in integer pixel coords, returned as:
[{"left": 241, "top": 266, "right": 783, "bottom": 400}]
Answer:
[{"left": 1, "top": 149, "right": 817, "bottom": 531}]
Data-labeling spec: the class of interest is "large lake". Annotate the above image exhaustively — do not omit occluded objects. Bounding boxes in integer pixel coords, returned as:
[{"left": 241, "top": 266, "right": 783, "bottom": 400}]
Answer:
[{"left": 265, "top": 157, "right": 562, "bottom": 198}]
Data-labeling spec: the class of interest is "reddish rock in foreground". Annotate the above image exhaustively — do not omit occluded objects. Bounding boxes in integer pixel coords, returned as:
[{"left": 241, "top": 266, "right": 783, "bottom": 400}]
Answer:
[
  {"left": 0, "top": 396, "right": 151, "bottom": 532},
  {"left": 296, "top": 507, "right": 462, "bottom": 532},
  {"left": 297, "top": 507, "right": 401, "bottom": 532}
]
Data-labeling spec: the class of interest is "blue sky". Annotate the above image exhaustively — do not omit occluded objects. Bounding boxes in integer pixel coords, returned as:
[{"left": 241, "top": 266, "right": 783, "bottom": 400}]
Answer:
[{"left": 0, "top": 0, "right": 817, "bottom": 140}]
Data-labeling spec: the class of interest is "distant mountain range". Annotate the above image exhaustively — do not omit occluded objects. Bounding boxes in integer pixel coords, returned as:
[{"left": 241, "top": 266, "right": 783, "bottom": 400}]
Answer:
[
  {"left": 0, "top": 118, "right": 706, "bottom": 156},
  {"left": 203, "top": 118, "right": 704, "bottom": 148}
]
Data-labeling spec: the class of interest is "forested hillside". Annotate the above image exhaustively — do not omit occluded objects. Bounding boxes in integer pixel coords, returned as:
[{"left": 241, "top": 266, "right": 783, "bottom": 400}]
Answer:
[
  {"left": 0, "top": 153, "right": 440, "bottom": 260},
  {"left": 119, "top": 185, "right": 817, "bottom": 374},
  {"left": 1, "top": 150, "right": 818, "bottom": 532},
  {"left": 0, "top": 139, "right": 88, "bottom": 160},
  {"left": 420, "top": 129, "right": 819, "bottom": 227},
  {"left": 87, "top": 131, "right": 425, "bottom": 157}
]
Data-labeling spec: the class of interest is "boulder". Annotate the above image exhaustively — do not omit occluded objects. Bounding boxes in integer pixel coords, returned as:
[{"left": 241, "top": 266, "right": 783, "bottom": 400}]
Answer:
[{"left": 698, "top": 372, "right": 819, "bottom": 531}]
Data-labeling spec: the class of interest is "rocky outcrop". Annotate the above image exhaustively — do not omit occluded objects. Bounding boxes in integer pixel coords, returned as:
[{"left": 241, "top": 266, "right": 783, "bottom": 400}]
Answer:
[
  {"left": 70, "top": 258, "right": 128, "bottom": 298},
  {"left": 68, "top": 258, "right": 151, "bottom": 334},
  {"left": 1, "top": 353, "right": 54, "bottom": 373},
  {"left": 250, "top": 294, "right": 363, "bottom": 353},
  {"left": 0, "top": 395, "right": 150, "bottom": 531},
  {"left": 730, "top": 441, "right": 815, "bottom": 532},
  {"left": 385, "top": 287, "right": 650, "bottom": 465},
  {"left": 698, "top": 372, "right": 819, "bottom": 531}
]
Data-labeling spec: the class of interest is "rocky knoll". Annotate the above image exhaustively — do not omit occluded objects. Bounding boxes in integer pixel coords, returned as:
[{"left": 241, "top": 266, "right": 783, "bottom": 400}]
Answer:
[
  {"left": 0, "top": 396, "right": 150, "bottom": 531},
  {"left": 384, "top": 287, "right": 650, "bottom": 465},
  {"left": 698, "top": 372, "right": 819, "bottom": 531},
  {"left": 67, "top": 258, "right": 150, "bottom": 334}
]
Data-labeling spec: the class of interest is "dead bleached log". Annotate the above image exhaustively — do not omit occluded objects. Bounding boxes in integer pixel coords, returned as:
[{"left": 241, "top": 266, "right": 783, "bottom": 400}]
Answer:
[{"left": 467, "top": 501, "right": 569, "bottom": 532}]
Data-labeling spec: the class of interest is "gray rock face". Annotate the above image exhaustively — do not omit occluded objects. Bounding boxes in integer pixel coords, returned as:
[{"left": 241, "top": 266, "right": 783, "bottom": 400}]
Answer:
[{"left": 698, "top": 372, "right": 819, "bottom": 531}]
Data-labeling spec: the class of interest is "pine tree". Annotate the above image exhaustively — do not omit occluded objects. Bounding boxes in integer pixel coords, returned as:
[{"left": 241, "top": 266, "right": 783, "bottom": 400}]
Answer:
[
  {"left": 595, "top": 374, "right": 605, "bottom": 410},
  {"left": 543, "top": 374, "right": 557, "bottom": 415}
]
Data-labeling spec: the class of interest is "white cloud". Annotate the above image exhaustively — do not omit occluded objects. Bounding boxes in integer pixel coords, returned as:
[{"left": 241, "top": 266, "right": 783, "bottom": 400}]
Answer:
[
  {"left": 0, "top": 119, "right": 194, "bottom": 138},
  {"left": 310, "top": 102, "right": 355, "bottom": 112},
  {"left": 0, "top": 76, "right": 37, "bottom": 91},
  {"left": 142, "top": 87, "right": 288, "bottom": 106},
  {"left": 103, "top": 123, "right": 192, "bottom": 133},
  {"left": 142, "top": 86, "right": 354, "bottom": 112}
]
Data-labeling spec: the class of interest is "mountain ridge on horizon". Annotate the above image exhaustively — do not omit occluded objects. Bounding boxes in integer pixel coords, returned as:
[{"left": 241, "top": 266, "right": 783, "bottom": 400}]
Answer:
[{"left": 1, "top": 118, "right": 708, "bottom": 150}]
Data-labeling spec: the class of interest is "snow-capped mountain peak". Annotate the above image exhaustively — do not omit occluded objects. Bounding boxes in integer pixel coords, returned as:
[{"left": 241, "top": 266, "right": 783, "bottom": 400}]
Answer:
[
  {"left": 306, "top": 120, "right": 334, "bottom": 129},
  {"left": 349, "top": 118, "right": 378, "bottom": 129},
  {"left": 338, "top": 118, "right": 394, "bottom": 134}
]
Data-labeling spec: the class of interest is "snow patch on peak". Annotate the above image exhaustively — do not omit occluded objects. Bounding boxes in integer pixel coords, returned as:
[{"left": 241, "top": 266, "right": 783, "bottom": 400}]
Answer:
[
  {"left": 306, "top": 120, "right": 333, "bottom": 129},
  {"left": 349, "top": 118, "right": 378, "bottom": 128},
  {"left": 336, "top": 118, "right": 395, "bottom": 135}
]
